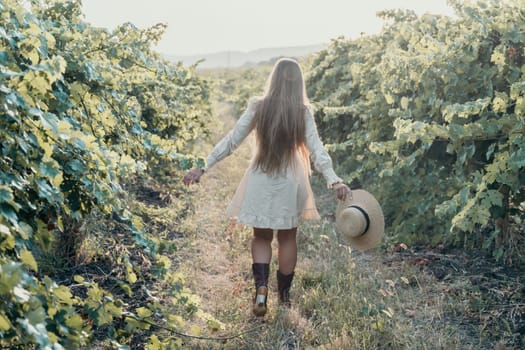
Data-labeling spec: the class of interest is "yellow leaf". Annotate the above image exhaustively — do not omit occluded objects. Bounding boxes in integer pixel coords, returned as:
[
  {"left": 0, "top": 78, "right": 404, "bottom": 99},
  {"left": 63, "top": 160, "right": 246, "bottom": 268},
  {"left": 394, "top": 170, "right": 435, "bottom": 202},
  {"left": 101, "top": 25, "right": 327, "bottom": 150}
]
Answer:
[
  {"left": 515, "top": 96, "right": 525, "bottom": 115},
  {"left": 31, "top": 75, "right": 50, "bottom": 95},
  {"left": 73, "top": 275, "right": 84, "bottom": 283},
  {"left": 48, "top": 332, "right": 59, "bottom": 343},
  {"left": 148, "top": 335, "right": 162, "bottom": 350},
  {"left": 48, "top": 306, "right": 57, "bottom": 318},
  {"left": 1, "top": 235, "right": 15, "bottom": 249},
  {"left": 372, "top": 319, "right": 385, "bottom": 332},
  {"left": 26, "top": 22, "right": 41, "bottom": 36},
  {"left": 19, "top": 90, "right": 36, "bottom": 108},
  {"left": 19, "top": 35, "right": 41, "bottom": 64},
  {"left": 156, "top": 256, "right": 171, "bottom": 269},
  {"left": 20, "top": 249, "right": 38, "bottom": 272},
  {"left": 105, "top": 302, "right": 122, "bottom": 317},
  {"left": 52, "top": 172, "right": 63, "bottom": 187},
  {"left": 167, "top": 314, "right": 185, "bottom": 327},
  {"left": 65, "top": 314, "right": 84, "bottom": 329},
  {"left": 400, "top": 96, "right": 409, "bottom": 110},
  {"left": 102, "top": 111, "right": 117, "bottom": 128},
  {"left": 0, "top": 224, "right": 10, "bottom": 236},
  {"left": 190, "top": 325, "right": 202, "bottom": 336},
  {"left": 126, "top": 271, "right": 137, "bottom": 284},
  {"left": 136, "top": 307, "right": 153, "bottom": 318},
  {"left": 53, "top": 285, "right": 74, "bottom": 305},
  {"left": 493, "top": 97, "right": 506, "bottom": 112},
  {"left": 490, "top": 51, "right": 506, "bottom": 66},
  {"left": 39, "top": 139, "right": 53, "bottom": 158},
  {"left": 44, "top": 32, "right": 56, "bottom": 50},
  {"left": 131, "top": 216, "right": 143, "bottom": 231},
  {"left": 0, "top": 314, "right": 11, "bottom": 331}
]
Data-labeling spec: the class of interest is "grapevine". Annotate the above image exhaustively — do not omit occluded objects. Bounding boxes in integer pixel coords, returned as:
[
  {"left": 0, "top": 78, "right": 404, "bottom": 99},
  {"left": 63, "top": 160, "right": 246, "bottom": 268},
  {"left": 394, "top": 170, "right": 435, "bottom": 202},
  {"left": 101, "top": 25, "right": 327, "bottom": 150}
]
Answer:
[
  {"left": 306, "top": 0, "right": 525, "bottom": 261},
  {"left": 0, "top": 0, "right": 212, "bottom": 348}
]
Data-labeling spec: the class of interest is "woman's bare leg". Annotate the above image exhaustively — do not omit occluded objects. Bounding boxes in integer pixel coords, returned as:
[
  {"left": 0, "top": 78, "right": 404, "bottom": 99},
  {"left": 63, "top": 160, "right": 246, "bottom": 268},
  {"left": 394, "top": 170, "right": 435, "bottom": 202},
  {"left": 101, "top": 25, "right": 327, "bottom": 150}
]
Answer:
[
  {"left": 251, "top": 228, "right": 273, "bottom": 263},
  {"left": 251, "top": 228, "right": 273, "bottom": 316},
  {"left": 276, "top": 228, "right": 297, "bottom": 305},
  {"left": 277, "top": 228, "right": 297, "bottom": 275}
]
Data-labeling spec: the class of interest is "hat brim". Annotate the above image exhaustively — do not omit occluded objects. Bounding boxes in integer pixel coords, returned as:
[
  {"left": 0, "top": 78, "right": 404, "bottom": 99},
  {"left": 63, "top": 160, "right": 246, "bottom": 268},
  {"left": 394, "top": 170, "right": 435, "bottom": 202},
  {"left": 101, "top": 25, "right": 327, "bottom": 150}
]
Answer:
[{"left": 336, "top": 189, "right": 384, "bottom": 251}]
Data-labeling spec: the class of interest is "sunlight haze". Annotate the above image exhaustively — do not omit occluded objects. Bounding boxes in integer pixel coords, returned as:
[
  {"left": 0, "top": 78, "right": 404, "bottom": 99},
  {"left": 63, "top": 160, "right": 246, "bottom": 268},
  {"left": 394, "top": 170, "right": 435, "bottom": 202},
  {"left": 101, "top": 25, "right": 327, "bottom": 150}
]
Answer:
[{"left": 82, "top": 0, "right": 455, "bottom": 56}]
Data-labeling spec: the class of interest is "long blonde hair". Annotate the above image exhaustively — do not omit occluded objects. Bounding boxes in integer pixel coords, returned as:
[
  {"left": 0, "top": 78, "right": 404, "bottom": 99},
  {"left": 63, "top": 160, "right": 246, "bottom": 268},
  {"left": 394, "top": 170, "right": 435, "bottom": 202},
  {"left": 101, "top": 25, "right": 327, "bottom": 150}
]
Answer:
[{"left": 251, "top": 58, "right": 310, "bottom": 175}]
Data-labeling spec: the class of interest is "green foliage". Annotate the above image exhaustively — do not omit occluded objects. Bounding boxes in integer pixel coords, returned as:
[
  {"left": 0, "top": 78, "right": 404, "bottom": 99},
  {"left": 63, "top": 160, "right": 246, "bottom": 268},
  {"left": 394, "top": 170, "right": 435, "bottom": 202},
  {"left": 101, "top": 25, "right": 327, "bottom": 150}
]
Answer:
[
  {"left": 0, "top": 0, "right": 211, "bottom": 347},
  {"left": 306, "top": 0, "right": 525, "bottom": 261}
]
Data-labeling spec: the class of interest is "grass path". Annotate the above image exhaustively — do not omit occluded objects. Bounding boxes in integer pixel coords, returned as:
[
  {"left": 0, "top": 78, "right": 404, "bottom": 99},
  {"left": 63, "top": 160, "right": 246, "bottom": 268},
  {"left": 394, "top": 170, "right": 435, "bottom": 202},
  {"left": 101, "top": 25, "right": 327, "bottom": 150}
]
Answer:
[
  {"left": 175, "top": 100, "right": 504, "bottom": 349},
  {"left": 178, "top": 100, "right": 261, "bottom": 345}
]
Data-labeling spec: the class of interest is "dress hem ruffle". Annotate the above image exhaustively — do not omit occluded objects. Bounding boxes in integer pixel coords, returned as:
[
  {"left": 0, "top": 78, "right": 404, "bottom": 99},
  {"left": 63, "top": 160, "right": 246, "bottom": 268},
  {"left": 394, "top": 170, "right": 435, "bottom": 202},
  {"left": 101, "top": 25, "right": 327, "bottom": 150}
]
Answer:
[{"left": 226, "top": 208, "right": 321, "bottom": 230}]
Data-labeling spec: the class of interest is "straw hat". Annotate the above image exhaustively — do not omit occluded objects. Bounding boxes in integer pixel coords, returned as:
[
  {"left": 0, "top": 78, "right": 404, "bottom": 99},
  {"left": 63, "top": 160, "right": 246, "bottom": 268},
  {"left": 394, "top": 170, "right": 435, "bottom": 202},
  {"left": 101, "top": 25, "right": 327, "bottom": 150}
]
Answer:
[{"left": 335, "top": 189, "right": 384, "bottom": 251}]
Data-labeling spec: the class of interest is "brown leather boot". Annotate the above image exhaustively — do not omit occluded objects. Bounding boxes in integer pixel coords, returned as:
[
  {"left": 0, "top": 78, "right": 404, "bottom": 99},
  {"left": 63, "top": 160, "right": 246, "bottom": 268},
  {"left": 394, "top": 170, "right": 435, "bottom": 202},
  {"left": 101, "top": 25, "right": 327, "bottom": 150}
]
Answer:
[
  {"left": 252, "top": 263, "right": 269, "bottom": 316},
  {"left": 277, "top": 270, "right": 294, "bottom": 306},
  {"left": 253, "top": 286, "right": 268, "bottom": 317}
]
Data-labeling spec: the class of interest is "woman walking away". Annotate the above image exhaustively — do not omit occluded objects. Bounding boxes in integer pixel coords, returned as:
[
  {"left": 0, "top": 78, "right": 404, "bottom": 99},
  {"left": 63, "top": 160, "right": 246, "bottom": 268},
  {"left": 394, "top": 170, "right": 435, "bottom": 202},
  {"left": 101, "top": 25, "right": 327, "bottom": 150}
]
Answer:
[{"left": 183, "top": 58, "right": 350, "bottom": 317}]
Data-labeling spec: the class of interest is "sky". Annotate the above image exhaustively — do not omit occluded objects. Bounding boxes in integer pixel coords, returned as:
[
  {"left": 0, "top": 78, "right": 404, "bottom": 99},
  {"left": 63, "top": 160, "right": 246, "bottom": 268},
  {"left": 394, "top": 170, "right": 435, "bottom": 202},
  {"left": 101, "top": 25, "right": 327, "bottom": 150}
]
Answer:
[{"left": 82, "top": 0, "right": 455, "bottom": 56}]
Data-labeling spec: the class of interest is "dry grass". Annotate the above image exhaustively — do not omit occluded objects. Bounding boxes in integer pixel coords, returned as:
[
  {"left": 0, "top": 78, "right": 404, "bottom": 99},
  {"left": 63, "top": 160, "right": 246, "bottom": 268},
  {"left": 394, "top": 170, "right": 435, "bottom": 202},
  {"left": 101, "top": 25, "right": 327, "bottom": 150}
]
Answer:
[{"left": 175, "top": 100, "right": 520, "bottom": 349}]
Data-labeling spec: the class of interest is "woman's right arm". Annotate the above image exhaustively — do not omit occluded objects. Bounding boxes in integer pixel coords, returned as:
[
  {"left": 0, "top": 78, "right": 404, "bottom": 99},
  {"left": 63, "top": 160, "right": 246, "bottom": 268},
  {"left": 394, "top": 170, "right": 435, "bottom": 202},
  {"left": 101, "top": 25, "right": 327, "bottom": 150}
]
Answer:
[{"left": 183, "top": 99, "right": 257, "bottom": 186}]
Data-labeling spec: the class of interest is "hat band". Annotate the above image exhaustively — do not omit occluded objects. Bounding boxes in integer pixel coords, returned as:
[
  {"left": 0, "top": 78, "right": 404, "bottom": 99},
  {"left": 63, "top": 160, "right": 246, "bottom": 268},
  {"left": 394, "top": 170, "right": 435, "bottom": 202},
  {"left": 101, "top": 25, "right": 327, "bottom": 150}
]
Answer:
[{"left": 348, "top": 205, "right": 370, "bottom": 236}]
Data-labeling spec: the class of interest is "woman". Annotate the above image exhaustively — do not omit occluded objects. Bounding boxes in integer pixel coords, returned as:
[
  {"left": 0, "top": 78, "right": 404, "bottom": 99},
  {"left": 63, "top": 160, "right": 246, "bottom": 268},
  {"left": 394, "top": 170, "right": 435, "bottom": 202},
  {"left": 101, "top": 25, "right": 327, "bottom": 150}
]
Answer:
[{"left": 183, "top": 58, "right": 350, "bottom": 317}]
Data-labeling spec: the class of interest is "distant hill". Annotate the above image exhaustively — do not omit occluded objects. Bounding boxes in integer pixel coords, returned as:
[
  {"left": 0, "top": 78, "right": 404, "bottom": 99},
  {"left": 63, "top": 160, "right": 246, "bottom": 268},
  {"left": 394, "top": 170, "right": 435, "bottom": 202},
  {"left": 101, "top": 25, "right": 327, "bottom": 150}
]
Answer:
[{"left": 164, "top": 44, "right": 327, "bottom": 69}]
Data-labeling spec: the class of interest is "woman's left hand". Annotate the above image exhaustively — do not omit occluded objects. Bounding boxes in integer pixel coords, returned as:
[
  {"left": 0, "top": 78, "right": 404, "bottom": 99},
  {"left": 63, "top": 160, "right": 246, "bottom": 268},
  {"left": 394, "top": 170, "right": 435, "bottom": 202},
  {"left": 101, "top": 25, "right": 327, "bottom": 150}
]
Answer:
[{"left": 332, "top": 182, "right": 352, "bottom": 201}]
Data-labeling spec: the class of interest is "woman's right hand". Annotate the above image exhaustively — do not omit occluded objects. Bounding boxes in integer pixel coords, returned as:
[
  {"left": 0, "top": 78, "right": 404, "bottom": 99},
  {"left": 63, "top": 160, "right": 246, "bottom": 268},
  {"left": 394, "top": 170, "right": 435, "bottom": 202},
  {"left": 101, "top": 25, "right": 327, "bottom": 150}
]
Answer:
[{"left": 183, "top": 168, "right": 204, "bottom": 186}]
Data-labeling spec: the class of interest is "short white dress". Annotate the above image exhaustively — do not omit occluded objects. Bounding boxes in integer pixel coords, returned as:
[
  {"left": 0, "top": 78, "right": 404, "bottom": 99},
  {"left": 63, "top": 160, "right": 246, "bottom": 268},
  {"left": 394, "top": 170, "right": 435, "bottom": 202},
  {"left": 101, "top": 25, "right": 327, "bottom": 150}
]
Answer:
[{"left": 204, "top": 98, "right": 342, "bottom": 230}]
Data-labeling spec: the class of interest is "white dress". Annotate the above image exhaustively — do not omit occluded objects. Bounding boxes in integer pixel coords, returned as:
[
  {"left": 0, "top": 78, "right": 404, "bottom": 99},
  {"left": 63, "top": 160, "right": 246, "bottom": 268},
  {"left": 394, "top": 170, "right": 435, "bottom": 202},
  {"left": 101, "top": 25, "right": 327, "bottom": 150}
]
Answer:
[{"left": 205, "top": 98, "right": 343, "bottom": 230}]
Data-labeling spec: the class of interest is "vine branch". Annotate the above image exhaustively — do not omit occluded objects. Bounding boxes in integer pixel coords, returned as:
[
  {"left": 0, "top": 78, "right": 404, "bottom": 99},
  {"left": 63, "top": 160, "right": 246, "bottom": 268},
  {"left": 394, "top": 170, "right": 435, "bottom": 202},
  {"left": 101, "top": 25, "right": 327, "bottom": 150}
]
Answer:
[{"left": 123, "top": 312, "right": 263, "bottom": 342}]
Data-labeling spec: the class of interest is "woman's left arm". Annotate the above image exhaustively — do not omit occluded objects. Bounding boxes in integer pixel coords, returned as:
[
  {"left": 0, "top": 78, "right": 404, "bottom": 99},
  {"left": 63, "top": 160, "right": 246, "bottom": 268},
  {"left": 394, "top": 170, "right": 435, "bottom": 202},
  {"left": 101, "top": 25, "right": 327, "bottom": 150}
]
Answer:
[
  {"left": 204, "top": 100, "right": 256, "bottom": 171},
  {"left": 304, "top": 107, "right": 351, "bottom": 200}
]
